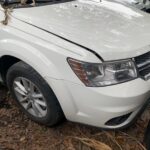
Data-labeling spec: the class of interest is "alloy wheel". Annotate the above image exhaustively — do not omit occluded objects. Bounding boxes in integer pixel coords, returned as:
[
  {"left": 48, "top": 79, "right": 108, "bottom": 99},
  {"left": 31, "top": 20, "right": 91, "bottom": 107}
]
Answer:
[{"left": 13, "top": 77, "right": 47, "bottom": 118}]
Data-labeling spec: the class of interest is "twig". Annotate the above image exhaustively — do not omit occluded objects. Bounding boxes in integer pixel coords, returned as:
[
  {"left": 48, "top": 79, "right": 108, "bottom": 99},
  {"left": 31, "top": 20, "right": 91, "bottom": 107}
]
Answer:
[
  {"left": 119, "top": 131, "right": 146, "bottom": 150},
  {"left": 70, "top": 136, "right": 112, "bottom": 150},
  {"left": 1, "top": 0, "right": 36, "bottom": 25},
  {"left": 103, "top": 131, "right": 123, "bottom": 150},
  {"left": 0, "top": 7, "right": 13, "bottom": 25}
]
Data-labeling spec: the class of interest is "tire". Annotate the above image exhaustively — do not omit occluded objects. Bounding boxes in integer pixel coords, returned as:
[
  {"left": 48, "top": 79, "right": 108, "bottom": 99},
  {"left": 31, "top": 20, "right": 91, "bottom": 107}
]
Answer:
[
  {"left": 6, "top": 61, "right": 64, "bottom": 126},
  {"left": 145, "top": 121, "right": 150, "bottom": 150}
]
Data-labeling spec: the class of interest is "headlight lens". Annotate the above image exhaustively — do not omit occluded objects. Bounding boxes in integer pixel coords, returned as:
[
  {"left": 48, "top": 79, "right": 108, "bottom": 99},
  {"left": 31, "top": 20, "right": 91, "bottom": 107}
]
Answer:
[{"left": 68, "top": 58, "right": 137, "bottom": 87}]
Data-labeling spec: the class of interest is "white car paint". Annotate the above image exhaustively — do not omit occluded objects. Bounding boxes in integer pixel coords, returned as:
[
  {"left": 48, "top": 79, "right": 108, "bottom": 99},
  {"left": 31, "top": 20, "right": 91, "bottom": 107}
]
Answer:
[
  {"left": 111, "top": 0, "right": 150, "bottom": 10},
  {"left": 86, "top": 0, "right": 150, "bottom": 10},
  {"left": 0, "top": 0, "right": 149, "bottom": 129},
  {"left": 12, "top": 0, "right": 150, "bottom": 61}
]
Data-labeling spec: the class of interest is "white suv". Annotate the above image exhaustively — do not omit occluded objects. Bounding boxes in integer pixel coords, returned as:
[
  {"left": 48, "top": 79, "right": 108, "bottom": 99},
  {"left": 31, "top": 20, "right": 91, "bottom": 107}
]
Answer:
[{"left": 0, "top": 0, "right": 150, "bottom": 129}]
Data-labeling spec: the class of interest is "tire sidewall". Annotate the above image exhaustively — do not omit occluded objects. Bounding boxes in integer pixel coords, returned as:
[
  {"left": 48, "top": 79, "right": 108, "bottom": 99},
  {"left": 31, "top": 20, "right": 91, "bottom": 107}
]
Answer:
[{"left": 7, "top": 62, "right": 64, "bottom": 126}]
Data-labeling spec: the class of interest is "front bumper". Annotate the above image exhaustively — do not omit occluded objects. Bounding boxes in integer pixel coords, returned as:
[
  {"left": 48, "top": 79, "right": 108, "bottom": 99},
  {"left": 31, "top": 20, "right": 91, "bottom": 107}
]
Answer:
[{"left": 46, "top": 77, "right": 150, "bottom": 129}]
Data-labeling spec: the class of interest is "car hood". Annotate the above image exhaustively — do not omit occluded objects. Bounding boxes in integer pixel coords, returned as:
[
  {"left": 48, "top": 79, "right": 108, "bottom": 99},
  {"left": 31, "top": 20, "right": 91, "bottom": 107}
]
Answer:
[
  {"left": 12, "top": 0, "right": 150, "bottom": 61},
  {"left": 109, "top": 0, "right": 150, "bottom": 10}
]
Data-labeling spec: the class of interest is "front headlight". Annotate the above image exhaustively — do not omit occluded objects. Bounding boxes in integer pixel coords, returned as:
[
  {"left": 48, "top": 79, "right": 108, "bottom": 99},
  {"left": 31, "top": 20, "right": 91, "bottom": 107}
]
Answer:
[{"left": 68, "top": 58, "right": 137, "bottom": 87}]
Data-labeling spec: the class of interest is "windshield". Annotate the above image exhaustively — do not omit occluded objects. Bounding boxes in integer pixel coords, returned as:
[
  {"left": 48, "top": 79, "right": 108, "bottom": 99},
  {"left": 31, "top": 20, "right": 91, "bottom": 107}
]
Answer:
[{"left": 1, "top": 0, "right": 74, "bottom": 8}]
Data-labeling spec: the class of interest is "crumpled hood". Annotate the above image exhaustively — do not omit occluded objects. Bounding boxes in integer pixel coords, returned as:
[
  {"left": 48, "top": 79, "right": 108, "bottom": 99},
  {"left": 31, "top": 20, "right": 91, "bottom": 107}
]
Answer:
[{"left": 12, "top": 0, "right": 150, "bottom": 60}]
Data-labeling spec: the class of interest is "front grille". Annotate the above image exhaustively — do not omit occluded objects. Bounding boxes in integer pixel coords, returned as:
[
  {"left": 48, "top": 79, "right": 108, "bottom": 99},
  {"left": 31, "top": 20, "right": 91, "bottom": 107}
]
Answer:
[{"left": 135, "top": 51, "right": 150, "bottom": 80}]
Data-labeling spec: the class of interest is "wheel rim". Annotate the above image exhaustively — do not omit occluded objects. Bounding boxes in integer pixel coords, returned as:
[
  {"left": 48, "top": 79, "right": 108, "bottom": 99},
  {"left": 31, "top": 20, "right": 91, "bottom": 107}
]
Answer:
[{"left": 13, "top": 77, "right": 47, "bottom": 118}]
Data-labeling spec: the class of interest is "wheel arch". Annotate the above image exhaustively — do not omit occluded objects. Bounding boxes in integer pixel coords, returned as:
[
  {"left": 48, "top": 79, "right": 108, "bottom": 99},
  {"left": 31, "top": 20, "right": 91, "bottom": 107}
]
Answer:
[
  {"left": 0, "top": 45, "right": 62, "bottom": 82},
  {"left": 0, "top": 40, "right": 78, "bottom": 119},
  {"left": 0, "top": 54, "right": 71, "bottom": 116}
]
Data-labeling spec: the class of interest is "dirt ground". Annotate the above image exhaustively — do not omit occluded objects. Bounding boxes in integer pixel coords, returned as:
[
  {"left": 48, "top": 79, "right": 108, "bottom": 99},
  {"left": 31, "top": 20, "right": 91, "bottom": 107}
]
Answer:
[{"left": 0, "top": 84, "right": 149, "bottom": 150}]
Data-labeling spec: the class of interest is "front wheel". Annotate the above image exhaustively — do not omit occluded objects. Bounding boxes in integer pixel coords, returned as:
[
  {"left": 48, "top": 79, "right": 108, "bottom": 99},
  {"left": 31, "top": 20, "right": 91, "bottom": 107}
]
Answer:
[{"left": 6, "top": 61, "right": 64, "bottom": 126}]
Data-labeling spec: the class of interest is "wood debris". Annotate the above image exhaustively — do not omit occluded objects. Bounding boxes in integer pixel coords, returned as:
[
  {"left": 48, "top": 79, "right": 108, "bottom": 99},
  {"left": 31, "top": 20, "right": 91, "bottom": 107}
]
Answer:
[{"left": 0, "top": 0, "right": 36, "bottom": 25}]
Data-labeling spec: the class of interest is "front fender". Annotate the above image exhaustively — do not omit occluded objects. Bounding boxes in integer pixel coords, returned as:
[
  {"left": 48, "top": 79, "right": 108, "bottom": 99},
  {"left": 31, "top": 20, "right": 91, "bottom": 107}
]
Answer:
[
  {"left": 0, "top": 38, "right": 62, "bottom": 80},
  {"left": 0, "top": 24, "right": 102, "bottom": 119}
]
